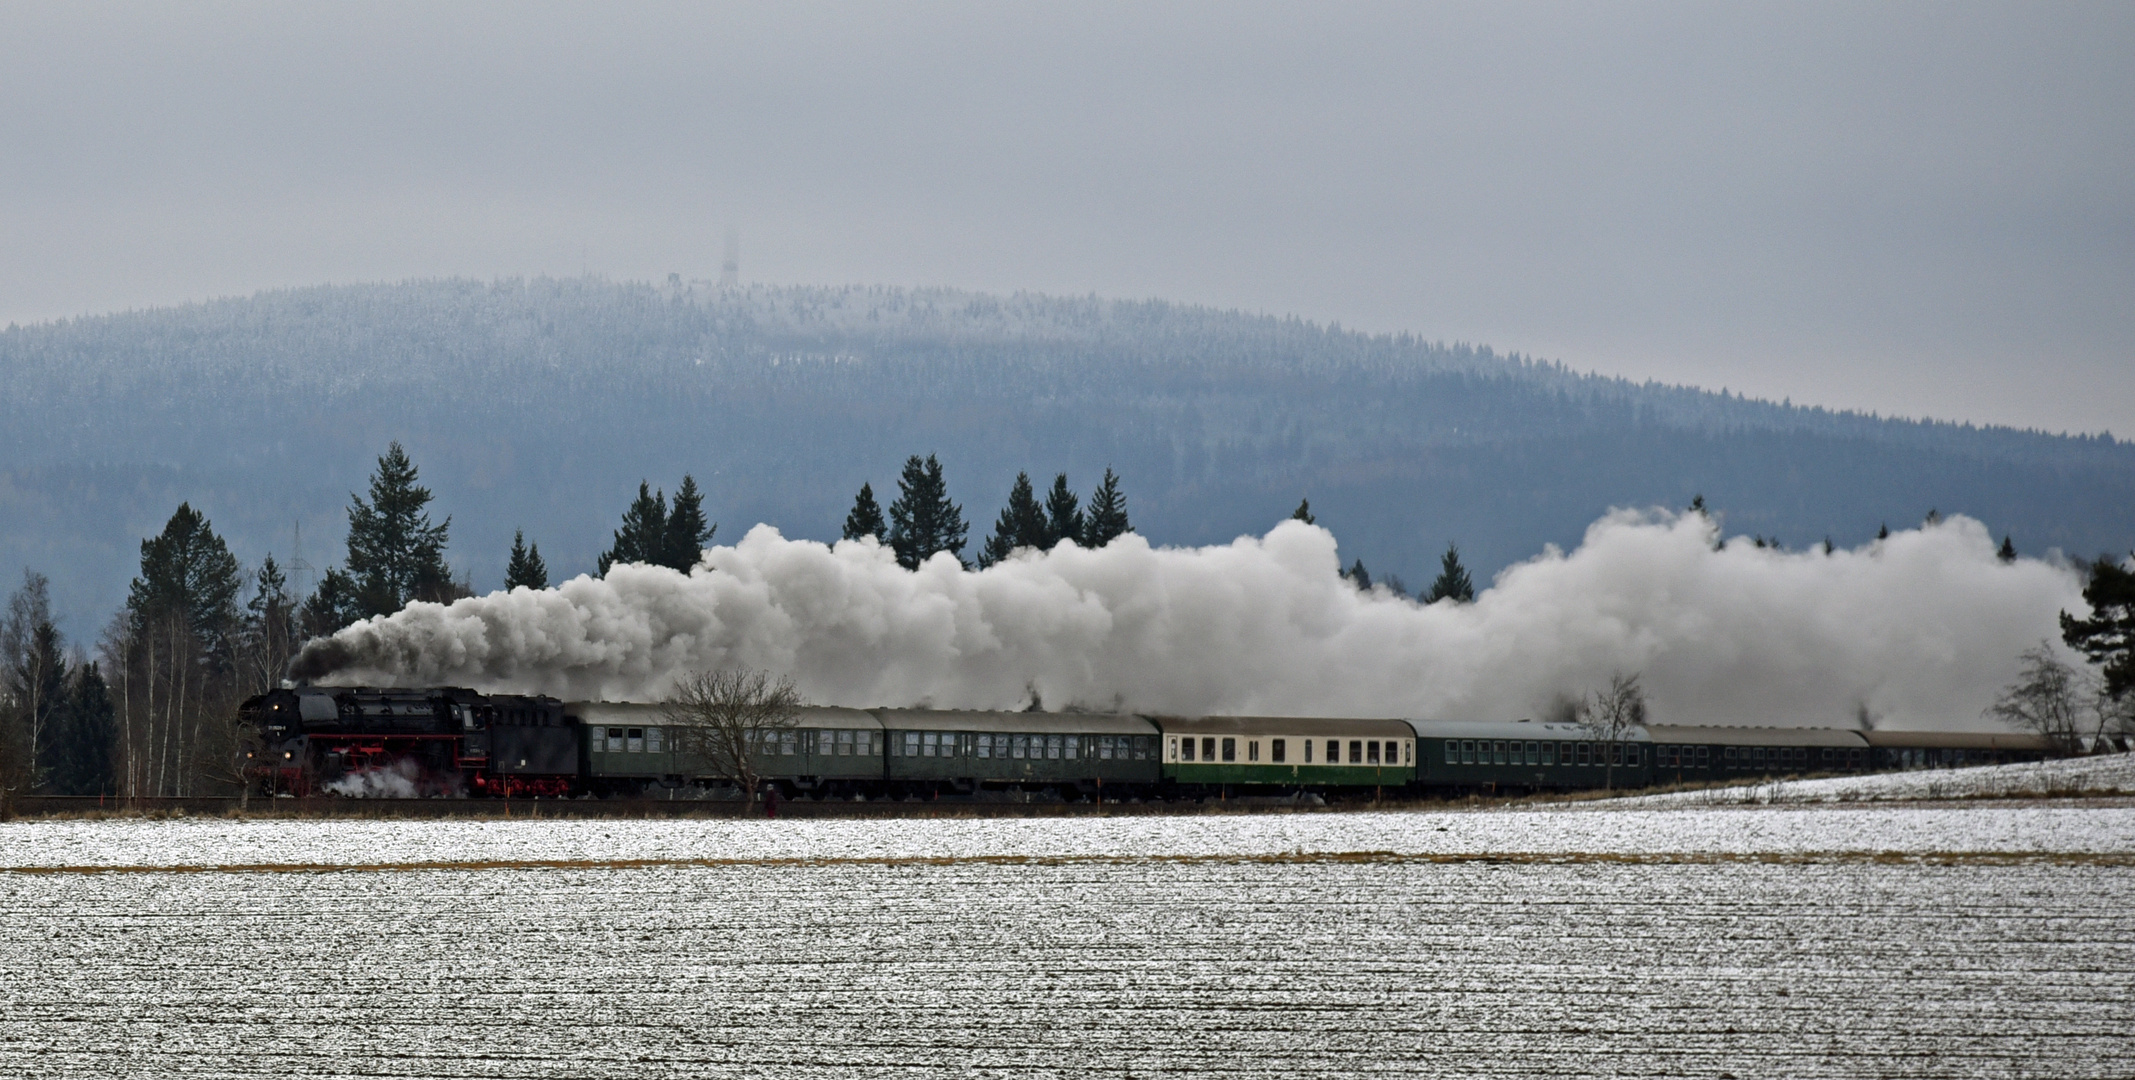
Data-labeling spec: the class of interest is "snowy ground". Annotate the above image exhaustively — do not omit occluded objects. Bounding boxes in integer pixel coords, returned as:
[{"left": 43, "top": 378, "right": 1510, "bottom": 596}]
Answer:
[
  {"left": 4, "top": 802, "right": 2134, "bottom": 869},
  {"left": 1600, "top": 750, "right": 2135, "bottom": 807},
  {"left": 2, "top": 807, "right": 2130, "bottom": 1078}
]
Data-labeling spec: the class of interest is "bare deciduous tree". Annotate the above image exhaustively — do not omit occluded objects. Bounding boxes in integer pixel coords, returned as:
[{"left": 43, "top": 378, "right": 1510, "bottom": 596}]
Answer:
[
  {"left": 1578, "top": 672, "right": 1645, "bottom": 791},
  {"left": 1987, "top": 643, "right": 2094, "bottom": 754},
  {"left": 659, "top": 668, "right": 801, "bottom": 812}
]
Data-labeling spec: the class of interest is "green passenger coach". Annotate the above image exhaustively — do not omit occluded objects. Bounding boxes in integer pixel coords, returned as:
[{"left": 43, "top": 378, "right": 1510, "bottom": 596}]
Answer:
[
  {"left": 1409, "top": 718, "right": 1650, "bottom": 792},
  {"left": 875, "top": 709, "right": 1161, "bottom": 795},
  {"left": 572, "top": 701, "right": 884, "bottom": 796},
  {"left": 1154, "top": 716, "right": 1415, "bottom": 790}
]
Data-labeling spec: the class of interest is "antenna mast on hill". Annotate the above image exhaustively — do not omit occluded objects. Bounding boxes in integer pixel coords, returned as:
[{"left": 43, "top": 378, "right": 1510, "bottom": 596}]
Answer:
[{"left": 718, "top": 227, "right": 740, "bottom": 289}]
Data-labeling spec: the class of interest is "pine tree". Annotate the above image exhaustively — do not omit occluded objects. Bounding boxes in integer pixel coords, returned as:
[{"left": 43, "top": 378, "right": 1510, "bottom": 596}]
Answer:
[
  {"left": 1688, "top": 494, "right": 1708, "bottom": 516},
  {"left": 1998, "top": 535, "right": 2017, "bottom": 563},
  {"left": 1425, "top": 542, "right": 1477, "bottom": 604},
  {"left": 886, "top": 454, "right": 968, "bottom": 570},
  {"left": 1084, "top": 468, "right": 1132, "bottom": 547},
  {"left": 661, "top": 475, "right": 715, "bottom": 570},
  {"left": 505, "top": 531, "right": 550, "bottom": 590},
  {"left": 131, "top": 503, "right": 244, "bottom": 648},
  {"left": 2061, "top": 556, "right": 2135, "bottom": 702},
  {"left": 118, "top": 504, "right": 245, "bottom": 797},
  {"left": 299, "top": 569, "right": 361, "bottom": 639},
  {"left": 47, "top": 662, "right": 115, "bottom": 796},
  {"left": 342, "top": 442, "right": 455, "bottom": 617},
  {"left": 979, "top": 472, "right": 1048, "bottom": 568},
  {"left": 843, "top": 482, "right": 888, "bottom": 542},
  {"left": 9, "top": 615, "right": 69, "bottom": 792},
  {"left": 1343, "top": 559, "right": 1373, "bottom": 590},
  {"left": 1044, "top": 474, "right": 1084, "bottom": 549},
  {"left": 1877, "top": 523, "right": 1890, "bottom": 541},
  {"left": 240, "top": 556, "right": 298, "bottom": 694},
  {"left": 599, "top": 481, "right": 668, "bottom": 575},
  {"left": 1291, "top": 498, "right": 1315, "bottom": 525}
]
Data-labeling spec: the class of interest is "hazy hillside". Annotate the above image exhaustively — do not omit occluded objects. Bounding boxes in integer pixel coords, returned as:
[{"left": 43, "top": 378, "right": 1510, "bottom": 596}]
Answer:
[{"left": 4, "top": 277, "right": 2131, "bottom": 638}]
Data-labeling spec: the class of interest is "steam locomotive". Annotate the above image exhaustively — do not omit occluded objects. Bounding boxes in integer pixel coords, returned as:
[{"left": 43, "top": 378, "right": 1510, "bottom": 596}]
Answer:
[{"left": 241, "top": 685, "right": 2061, "bottom": 800}]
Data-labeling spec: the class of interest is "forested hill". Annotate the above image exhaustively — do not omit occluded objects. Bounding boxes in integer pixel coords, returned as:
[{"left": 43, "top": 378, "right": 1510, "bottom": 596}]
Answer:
[{"left": 5, "top": 277, "right": 2132, "bottom": 635}]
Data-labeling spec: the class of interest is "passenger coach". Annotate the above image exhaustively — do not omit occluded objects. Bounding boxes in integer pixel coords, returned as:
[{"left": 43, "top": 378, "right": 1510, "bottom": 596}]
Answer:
[
  {"left": 876, "top": 709, "right": 1160, "bottom": 797},
  {"left": 1155, "top": 715, "right": 1414, "bottom": 791},
  {"left": 1409, "top": 719, "right": 1650, "bottom": 793}
]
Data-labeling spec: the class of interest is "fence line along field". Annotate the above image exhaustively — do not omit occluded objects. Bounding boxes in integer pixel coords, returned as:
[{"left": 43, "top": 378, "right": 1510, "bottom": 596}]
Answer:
[{"left": 2, "top": 807, "right": 2131, "bottom": 1078}]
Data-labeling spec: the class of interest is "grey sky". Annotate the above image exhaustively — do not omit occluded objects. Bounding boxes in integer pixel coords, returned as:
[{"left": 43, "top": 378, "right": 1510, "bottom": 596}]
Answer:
[{"left": 3, "top": 1, "right": 2129, "bottom": 433}]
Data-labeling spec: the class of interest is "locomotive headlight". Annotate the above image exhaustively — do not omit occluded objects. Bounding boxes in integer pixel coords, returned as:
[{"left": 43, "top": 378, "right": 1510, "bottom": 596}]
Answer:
[{"left": 283, "top": 751, "right": 292, "bottom": 759}]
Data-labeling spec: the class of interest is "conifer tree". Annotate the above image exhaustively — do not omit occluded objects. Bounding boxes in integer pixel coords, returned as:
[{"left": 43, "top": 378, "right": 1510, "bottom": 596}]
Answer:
[
  {"left": 1425, "top": 542, "right": 1477, "bottom": 604},
  {"left": 299, "top": 569, "right": 360, "bottom": 639},
  {"left": 979, "top": 473, "right": 1049, "bottom": 568},
  {"left": 1998, "top": 535, "right": 2017, "bottom": 563},
  {"left": 1084, "top": 468, "right": 1132, "bottom": 547},
  {"left": 1343, "top": 559, "right": 1373, "bottom": 590},
  {"left": 661, "top": 475, "right": 715, "bottom": 570},
  {"left": 505, "top": 531, "right": 550, "bottom": 590},
  {"left": 599, "top": 482, "right": 668, "bottom": 575},
  {"left": 117, "top": 504, "right": 245, "bottom": 798},
  {"left": 0, "top": 574, "right": 54, "bottom": 803},
  {"left": 47, "top": 663, "right": 115, "bottom": 796},
  {"left": 1877, "top": 523, "right": 1890, "bottom": 541},
  {"left": 131, "top": 503, "right": 244, "bottom": 649},
  {"left": 843, "top": 482, "right": 888, "bottom": 542},
  {"left": 2061, "top": 556, "right": 2135, "bottom": 702},
  {"left": 240, "top": 556, "right": 299, "bottom": 693},
  {"left": 1290, "top": 498, "right": 1315, "bottom": 525},
  {"left": 7, "top": 612, "right": 68, "bottom": 792},
  {"left": 1044, "top": 474, "right": 1084, "bottom": 549},
  {"left": 886, "top": 454, "right": 968, "bottom": 570},
  {"left": 342, "top": 442, "right": 455, "bottom": 617}
]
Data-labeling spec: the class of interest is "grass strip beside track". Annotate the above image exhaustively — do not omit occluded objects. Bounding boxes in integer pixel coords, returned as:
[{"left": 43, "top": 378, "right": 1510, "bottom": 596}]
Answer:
[{"left": 5, "top": 849, "right": 2131, "bottom": 876}]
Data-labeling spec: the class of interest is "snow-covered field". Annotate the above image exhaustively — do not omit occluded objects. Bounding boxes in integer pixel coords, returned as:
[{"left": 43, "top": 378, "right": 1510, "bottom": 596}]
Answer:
[
  {"left": 3, "top": 807, "right": 2131, "bottom": 1078},
  {"left": 1605, "top": 750, "right": 2135, "bottom": 807}
]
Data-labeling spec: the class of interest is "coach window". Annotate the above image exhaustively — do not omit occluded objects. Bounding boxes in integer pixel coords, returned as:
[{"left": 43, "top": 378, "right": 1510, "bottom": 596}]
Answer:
[
  {"left": 1271, "top": 739, "right": 1286, "bottom": 763},
  {"left": 1572, "top": 742, "right": 1587, "bottom": 766},
  {"left": 1365, "top": 741, "right": 1379, "bottom": 765},
  {"left": 1219, "top": 738, "right": 1235, "bottom": 762},
  {"left": 1541, "top": 742, "right": 1556, "bottom": 766},
  {"left": 646, "top": 727, "right": 664, "bottom": 754},
  {"left": 1180, "top": 737, "right": 1195, "bottom": 762},
  {"left": 606, "top": 727, "right": 625, "bottom": 753},
  {"left": 1095, "top": 737, "right": 1110, "bottom": 760},
  {"left": 1064, "top": 736, "right": 1079, "bottom": 760},
  {"left": 1247, "top": 740, "right": 1259, "bottom": 763},
  {"left": 623, "top": 728, "right": 642, "bottom": 754},
  {"left": 1444, "top": 742, "right": 1456, "bottom": 765},
  {"left": 1304, "top": 739, "right": 1314, "bottom": 763},
  {"left": 1456, "top": 740, "right": 1470, "bottom": 765},
  {"left": 1200, "top": 737, "right": 1216, "bottom": 761}
]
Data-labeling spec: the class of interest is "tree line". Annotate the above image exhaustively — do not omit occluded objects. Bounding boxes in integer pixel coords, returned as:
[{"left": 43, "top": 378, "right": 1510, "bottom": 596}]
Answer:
[{"left": 10, "top": 438, "right": 2123, "bottom": 807}]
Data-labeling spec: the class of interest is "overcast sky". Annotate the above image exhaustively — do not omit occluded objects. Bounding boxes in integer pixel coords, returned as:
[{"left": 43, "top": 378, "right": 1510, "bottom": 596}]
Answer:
[{"left": 3, "top": 2, "right": 2129, "bottom": 433}]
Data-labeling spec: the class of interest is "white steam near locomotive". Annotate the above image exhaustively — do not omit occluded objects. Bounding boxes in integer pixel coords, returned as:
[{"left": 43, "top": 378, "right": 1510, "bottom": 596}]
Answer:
[{"left": 291, "top": 511, "right": 2084, "bottom": 730}]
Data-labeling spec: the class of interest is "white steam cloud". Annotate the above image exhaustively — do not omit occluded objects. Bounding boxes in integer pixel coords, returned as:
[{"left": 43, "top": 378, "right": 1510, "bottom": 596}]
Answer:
[{"left": 294, "top": 512, "right": 2087, "bottom": 731}]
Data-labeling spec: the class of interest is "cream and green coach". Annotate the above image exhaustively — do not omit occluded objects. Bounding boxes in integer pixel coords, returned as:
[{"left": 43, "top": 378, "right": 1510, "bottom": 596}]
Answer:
[{"left": 1153, "top": 715, "right": 1416, "bottom": 790}]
